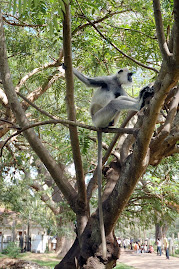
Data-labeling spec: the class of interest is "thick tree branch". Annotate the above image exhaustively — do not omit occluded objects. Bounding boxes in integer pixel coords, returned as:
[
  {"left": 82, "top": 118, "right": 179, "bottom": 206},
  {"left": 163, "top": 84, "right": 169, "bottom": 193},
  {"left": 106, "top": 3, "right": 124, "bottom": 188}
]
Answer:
[
  {"left": 21, "top": 72, "right": 64, "bottom": 110},
  {"left": 31, "top": 182, "right": 60, "bottom": 215},
  {"left": 173, "top": 0, "right": 179, "bottom": 62},
  {"left": 153, "top": 0, "right": 173, "bottom": 59},
  {"left": 150, "top": 112, "right": 179, "bottom": 165},
  {"left": 15, "top": 60, "right": 63, "bottom": 92},
  {"left": 151, "top": 88, "right": 179, "bottom": 143}
]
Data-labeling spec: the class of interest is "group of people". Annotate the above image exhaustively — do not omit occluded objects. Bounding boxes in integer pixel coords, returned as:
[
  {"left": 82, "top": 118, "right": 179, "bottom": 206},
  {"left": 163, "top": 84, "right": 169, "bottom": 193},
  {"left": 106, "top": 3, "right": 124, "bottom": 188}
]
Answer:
[
  {"left": 133, "top": 241, "right": 154, "bottom": 254},
  {"left": 117, "top": 237, "right": 170, "bottom": 259}
]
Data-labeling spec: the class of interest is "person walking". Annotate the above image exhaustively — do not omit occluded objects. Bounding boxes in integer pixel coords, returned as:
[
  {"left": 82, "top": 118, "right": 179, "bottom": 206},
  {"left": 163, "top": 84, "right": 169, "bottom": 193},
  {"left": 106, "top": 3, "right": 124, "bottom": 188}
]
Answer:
[
  {"left": 163, "top": 237, "right": 169, "bottom": 259},
  {"left": 157, "top": 238, "right": 162, "bottom": 256}
]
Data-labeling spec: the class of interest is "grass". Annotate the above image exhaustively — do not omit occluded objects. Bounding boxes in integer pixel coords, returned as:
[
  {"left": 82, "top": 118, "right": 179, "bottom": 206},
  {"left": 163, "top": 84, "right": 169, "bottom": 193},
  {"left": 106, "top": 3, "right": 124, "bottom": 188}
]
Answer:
[
  {"left": 0, "top": 253, "right": 5, "bottom": 258},
  {"left": 114, "top": 264, "right": 135, "bottom": 269},
  {"left": 31, "top": 259, "right": 58, "bottom": 268},
  {"left": 0, "top": 252, "right": 60, "bottom": 268}
]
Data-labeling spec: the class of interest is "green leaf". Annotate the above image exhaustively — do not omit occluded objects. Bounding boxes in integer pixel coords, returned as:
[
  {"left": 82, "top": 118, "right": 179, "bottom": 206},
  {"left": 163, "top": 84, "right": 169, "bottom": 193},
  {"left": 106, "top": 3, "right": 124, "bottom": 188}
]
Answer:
[
  {"left": 34, "top": 0, "right": 39, "bottom": 7},
  {"left": 59, "top": 0, "right": 66, "bottom": 14},
  {"left": 58, "top": 7, "right": 64, "bottom": 20},
  {"left": 27, "top": 0, "right": 32, "bottom": 8},
  {"left": 18, "top": 0, "right": 22, "bottom": 14},
  {"left": 49, "top": 21, "right": 53, "bottom": 36},
  {"left": 13, "top": 0, "right": 17, "bottom": 14},
  {"left": 53, "top": 16, "right": 59, "bottom": 31},
  {"left": 8, "top": 0, "right": 13, "bottom": 12},
  {"left": 63, "top": 0, "right": 69, "bottom": 5},
  {"left": 23, "top": 0, "right": 27, "bottom": 12}
]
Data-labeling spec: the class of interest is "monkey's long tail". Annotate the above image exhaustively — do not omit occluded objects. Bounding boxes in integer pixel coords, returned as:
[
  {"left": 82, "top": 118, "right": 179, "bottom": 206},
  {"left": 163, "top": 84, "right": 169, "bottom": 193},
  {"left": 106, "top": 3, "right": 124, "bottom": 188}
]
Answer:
[{"left": 97, "top": 130, "right": 107, "bottom": 259}]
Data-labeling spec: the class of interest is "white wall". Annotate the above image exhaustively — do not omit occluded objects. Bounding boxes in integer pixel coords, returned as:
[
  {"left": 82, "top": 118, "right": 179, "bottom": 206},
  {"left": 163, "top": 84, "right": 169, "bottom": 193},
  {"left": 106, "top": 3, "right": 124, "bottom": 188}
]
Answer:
[{"left": 31, "top": 234, "right": 49, "bottom": 253}]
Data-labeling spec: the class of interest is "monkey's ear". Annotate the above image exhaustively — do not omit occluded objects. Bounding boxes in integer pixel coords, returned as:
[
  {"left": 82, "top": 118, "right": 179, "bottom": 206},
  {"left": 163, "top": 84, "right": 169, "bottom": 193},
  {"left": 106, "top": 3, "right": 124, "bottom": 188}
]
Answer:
[{"left": 118, "top": 69, "right": 123, "bottom": 74}]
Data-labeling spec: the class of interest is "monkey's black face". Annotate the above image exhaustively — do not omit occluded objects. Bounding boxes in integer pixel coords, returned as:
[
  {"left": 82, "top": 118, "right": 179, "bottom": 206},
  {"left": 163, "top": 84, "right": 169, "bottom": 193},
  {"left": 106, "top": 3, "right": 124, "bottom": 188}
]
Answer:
[{"left": 128, "top": 72, "right": 133, "bottom": 82}]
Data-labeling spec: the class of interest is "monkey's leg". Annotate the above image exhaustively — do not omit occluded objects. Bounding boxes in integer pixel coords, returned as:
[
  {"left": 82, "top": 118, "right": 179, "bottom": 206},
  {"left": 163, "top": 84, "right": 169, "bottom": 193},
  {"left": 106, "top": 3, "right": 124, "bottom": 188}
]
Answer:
[{"left": 92, "top": 98, "right": 139, "bottom": 128}]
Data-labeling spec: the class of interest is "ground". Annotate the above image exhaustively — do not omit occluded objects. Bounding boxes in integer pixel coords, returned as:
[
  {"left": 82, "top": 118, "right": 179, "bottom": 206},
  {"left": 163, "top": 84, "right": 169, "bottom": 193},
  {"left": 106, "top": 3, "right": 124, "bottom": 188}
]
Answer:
[
  {"left": 117, "top": 248, "right": 179, "bottom": 269},
  {"left": 0, "top": 250, "right": 179, "bottom": 268}
]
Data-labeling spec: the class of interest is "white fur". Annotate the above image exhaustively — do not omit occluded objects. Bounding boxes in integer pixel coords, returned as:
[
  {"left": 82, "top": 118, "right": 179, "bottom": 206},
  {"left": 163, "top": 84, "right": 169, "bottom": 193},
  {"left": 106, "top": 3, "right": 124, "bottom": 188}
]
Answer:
[{"left": 72, "top": 67, "right": 150, "bottom": 128}]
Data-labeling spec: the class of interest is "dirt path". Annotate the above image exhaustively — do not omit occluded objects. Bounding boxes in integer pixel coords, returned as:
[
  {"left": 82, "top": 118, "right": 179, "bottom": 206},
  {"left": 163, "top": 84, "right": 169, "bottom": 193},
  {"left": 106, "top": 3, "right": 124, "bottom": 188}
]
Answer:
[{"left": 118, "top": 249, "right": 179, "bottom": 269}]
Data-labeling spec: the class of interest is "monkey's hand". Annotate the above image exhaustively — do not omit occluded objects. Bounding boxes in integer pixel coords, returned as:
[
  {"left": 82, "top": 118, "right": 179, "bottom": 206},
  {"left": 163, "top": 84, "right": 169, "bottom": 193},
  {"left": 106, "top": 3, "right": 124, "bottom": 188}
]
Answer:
[
  {"left": 61, "top": 63, "right": 67, "bottom": 70},
  {"left": 140, "top": 86, "right": 154, "bottom": 109}
]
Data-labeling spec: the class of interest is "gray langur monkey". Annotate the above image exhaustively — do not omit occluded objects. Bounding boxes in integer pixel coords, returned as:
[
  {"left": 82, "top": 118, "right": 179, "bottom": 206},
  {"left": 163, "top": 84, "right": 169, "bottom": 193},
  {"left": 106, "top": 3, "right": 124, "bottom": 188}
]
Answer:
[
  {"left": 73, "top": 67, "right": 154, "bottom": 128},
  {"left": 67, "top": 66, "right": 154, "bottom": 258}
]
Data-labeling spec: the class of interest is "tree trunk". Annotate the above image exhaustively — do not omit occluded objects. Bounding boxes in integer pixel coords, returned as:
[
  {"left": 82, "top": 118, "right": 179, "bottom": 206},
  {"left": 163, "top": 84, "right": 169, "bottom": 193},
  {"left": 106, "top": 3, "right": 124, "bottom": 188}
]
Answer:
[
  {"left": 155, "top": 223, "right": 168, "bottom": 243},
  {"left": 56, "top": 236, "right": 73, "bottom": 257},
  {"left": 155, "top": 223, "right": 163, "bottom": 241},
  {"left": 54, "top": 203, "right": 120, "bottom": 269},
  {"left": 55, "top": 238, "right": 80, "bottom": 269},
  {"left": 55, "top": 215, "right": 120, "bottom": 269}
]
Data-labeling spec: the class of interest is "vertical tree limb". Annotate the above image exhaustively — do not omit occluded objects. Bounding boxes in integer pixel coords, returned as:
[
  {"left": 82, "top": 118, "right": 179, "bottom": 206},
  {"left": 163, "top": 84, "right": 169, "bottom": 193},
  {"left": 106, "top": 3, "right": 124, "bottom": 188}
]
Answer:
[
  {"left": 173, "top": 0, "right": 179, "bottom": 62},
  {"left": 153, "top": 0, "right": 173, "bottom": 59},
  {"left": 63, "top": 3, "right": 88, "bottom": 235}
]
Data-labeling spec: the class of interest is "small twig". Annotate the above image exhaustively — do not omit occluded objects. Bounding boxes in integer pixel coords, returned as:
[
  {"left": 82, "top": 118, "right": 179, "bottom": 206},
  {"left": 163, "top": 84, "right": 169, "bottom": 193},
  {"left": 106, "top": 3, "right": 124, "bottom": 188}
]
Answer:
[
  {"left": 106, "top": 24, "right": 157, "bottom": 40},
  {"left": 2, "top": 14, "right": 46, "bottom": 28},
  {"left": 72, "top": 9, "right": 133, "bottom": 35}
]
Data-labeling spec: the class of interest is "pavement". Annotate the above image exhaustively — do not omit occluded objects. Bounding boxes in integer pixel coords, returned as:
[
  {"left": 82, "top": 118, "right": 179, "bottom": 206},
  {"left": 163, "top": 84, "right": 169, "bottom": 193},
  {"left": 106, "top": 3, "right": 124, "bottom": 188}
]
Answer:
[{"left": 118, "top": 249, "right": 179, "bottom": 269}]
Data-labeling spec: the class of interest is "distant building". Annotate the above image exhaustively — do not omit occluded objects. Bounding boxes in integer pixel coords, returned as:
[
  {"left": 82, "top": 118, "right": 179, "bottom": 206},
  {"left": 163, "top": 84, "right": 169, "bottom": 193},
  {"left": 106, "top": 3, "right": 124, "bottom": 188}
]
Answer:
[{"left": 0, "top": 208, "right": 48, "bottom": 253}]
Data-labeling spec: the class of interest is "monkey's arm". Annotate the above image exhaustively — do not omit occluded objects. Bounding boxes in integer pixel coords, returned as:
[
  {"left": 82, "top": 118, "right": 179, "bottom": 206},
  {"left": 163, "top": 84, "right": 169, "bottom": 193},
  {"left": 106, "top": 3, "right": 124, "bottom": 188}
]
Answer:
[{"left": 73, "top": 68, "right": 108, "bottom": 88}]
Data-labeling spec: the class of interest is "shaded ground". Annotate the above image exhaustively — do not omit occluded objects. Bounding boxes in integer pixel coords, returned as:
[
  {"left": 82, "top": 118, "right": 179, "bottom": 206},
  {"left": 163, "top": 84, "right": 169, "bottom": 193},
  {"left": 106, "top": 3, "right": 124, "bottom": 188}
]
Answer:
[
  {"left": 118, "top": 249, "right": 179, "bottom": 269},
  {"left": 0, "top": 253, "right": 60, "bottom": 268},
  {"left": 0, "top": 258, "right": 48, "bottom": 268}
]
